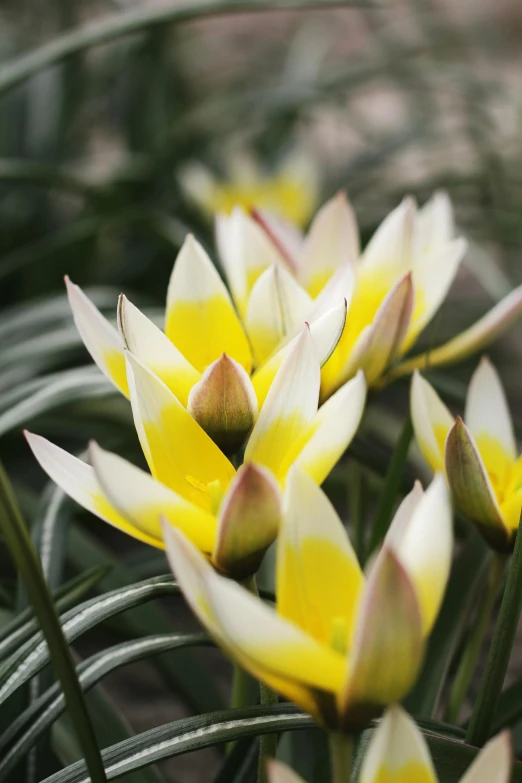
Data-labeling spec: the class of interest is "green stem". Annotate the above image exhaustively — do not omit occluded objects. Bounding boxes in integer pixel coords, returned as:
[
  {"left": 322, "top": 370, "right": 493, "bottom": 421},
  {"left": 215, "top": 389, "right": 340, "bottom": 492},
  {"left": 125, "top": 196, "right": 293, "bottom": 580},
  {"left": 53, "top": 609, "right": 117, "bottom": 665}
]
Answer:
[
  {"left": 466, "top": 522, "right": 522, "bottom": 747},
  {"left": 258, "top": 683, "right": 279, "bottom": 783},
  {"left": 329, "top": 732, "right": 353, "bottom": 783},
  {"left": 445, "top": 552, "right": 506, "bottom": 723},
  {"left": 367, "top": 415, "right": 413, "bottom": 556}
]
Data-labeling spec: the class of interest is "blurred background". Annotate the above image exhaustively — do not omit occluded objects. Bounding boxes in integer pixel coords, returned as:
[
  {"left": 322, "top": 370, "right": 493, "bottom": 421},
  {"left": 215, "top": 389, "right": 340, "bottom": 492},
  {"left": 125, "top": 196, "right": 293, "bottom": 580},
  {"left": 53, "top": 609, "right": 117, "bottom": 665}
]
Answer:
[{"left": 1, "top": 1, "right": 522, "bottom": 781}]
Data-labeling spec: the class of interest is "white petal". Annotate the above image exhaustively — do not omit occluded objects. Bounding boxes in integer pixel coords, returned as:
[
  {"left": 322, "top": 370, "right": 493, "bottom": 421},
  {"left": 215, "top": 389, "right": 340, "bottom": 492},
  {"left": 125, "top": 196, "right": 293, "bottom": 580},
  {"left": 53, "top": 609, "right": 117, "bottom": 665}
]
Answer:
[
  {"left": 415, "top": 190, "right": 455, "bottom": 256},
  {"left": 118, "top": 294, "right": 200, "bottom": 407},
  {"left": 464, "top": 357, "right": 516, "bottom": 460},
  {"left": 65, "top": 277, "right": 127, "bottom": 396},
  {"left": 460, "top": 731, "right": 512, "bottom": 783},
  {"left": 361, "top": 197, "right": 416, "bottom": 279},
  {"left": 410, "top": 371, "right": 454, "bottom": 472},
  {"left": 267, "top": 760, "right": 306, "bottom": 783}
]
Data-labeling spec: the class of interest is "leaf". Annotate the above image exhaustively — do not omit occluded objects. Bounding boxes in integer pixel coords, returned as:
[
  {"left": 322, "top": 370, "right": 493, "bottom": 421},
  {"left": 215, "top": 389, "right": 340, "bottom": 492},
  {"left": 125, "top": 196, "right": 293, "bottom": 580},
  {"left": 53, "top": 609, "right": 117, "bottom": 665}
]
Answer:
[
  {"left": 37, "top": 705, "right": 522, "bottom": 783},
  {"left": 0, "top": 574, "right": 180, "bottom": 705},
  {"left": 0, "top": 460, "right": 107, "bottom": 782},
  {"left": 0, "top": 633, "right": 210, "bottom": 779},
  {"left": 0, "top": 564, "right": 109, "bottom": 660},
  {"left": 492, "top": 679, "right": 522, "bottom": 733}
]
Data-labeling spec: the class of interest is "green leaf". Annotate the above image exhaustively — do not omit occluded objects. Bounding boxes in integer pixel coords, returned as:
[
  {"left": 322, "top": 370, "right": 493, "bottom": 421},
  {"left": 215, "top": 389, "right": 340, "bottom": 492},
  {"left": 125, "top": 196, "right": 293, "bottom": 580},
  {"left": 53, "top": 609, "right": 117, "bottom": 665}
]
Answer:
[
  {"left": 0, "top": 575, "right": 180, "bottom": 704},
  {"left": 492, "top": 678, "right": 522, "bottom": 733},
  {"left": 0, "top": 634, "right": 209, "bottom": 779},
  {"left": 0, "top": 565, "right": 108, "bottom": 660},
  {"left": 0, "top": 460, "right": 107, "bottom": 783}
]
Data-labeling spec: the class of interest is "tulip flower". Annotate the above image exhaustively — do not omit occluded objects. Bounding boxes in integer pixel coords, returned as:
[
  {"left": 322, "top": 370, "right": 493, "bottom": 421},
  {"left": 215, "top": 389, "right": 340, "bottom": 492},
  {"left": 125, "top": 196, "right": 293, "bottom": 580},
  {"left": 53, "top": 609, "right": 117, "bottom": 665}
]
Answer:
[
  {"left": 411, "top": 359, "right": 522, "bottom": 550},
  {"left": 218, "top": 190, "right": 522, "bottom": 399},
  {"left": 266, "top": 707, "right": 511, "bottom": 783},
  {"left": 26, "top": 326, "right": 366, "bottom": 579},
  {"left": 65, "top": 234, "right": 347, "bottom": 451},
  {"left": 179, "top": 147, "right": 319, "bottom": 227},
  {"left": 164, "top": 468, "right": 452, "bottom": 732}
]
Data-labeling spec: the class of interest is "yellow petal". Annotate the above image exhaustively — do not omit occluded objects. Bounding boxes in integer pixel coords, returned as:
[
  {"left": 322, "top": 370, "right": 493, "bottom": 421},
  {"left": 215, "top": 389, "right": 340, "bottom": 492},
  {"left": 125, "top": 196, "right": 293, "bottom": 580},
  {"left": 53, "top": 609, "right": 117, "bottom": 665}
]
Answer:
[
  {"left": 386, "top": 284, "right": 522, "bottom": 381},
  {"left": 245, "top": 327, "right": 320, "bottom": 481},
  {"left": 245, "top": 264, "right": 312, "bottom": 366},
  {"left": 89, "top": 442, "right": 217, "bottom": 553},
  {"left": 359, "top": 705, "right": 437, "bottom": 783},
  {"left": 277, "top": 468, "right": 364, "bottom": 649},
  {"left": 125, "top": 352, "right": 235, "bottom": 509},
  {"left": 267, "top": 760, "right": 306, "bottom": 783},
  {"left": 290, "top": 370, "right": 367, "bottom": 485},
  {"left": 445, "top": 417, "right": 511, "bottom": 548},
  {"left": 24, "top": 432, "right": 158, "bottom": 547},
  {"left": 464, "top": 357, "right": 517, "bottom": 464},
  {"left": 410, "top": 371, "right": 454, "bottom": 472},
  {"left": 212, "top": 463, "right": 282, "bottom": 579},
  {"left": 389, "top": 474, "right": 453, "bottom": 636},
  {"left": 117, "top": 294, "right": 200, "bottom": 407},
  {"left": 165, "top": 235, "right": 252, "bottom": 373},
  {"left": 459, "top": 731, "right": 512, "bottom": 783},
  {"left": 65, "top": 277, "right": 128, "bottom": 397},
  {"left": 252, "top": 301, "right": 347, "bottom": 409},
  {"left": 340, "top": 550, "right": 424, "bottom": 731},
  {"left": 164, "top": 526, "right": 346, "bottom": 696},
  {"left": 299, "top": 192, "right": 358, "bottom": 297}
]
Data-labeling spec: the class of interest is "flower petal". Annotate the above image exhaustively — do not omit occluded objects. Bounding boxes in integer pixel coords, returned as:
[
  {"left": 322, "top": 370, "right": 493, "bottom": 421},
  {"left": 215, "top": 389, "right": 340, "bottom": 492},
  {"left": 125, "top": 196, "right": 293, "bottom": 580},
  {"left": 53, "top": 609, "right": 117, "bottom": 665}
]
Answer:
[
  {"left": 459, "top": 730, "right": 512, "bottom": 783},
  {"left": 267, "top": 760, "right": 306, "bottom": 783},
  {"left": 387, "top": 284, "right": 522, "bottom": 380},
  {"left": 187, "top": 354, "right": 258, "bottom": 454},
  {"left": 340, "top": 549, "right": 424, "bottom": 731},
  {"left": 359, "top": 705, "right": 437, "bottom": 783},
  {"left": 404, "top": 237, "right": 467, "bottom": 352},
  {"left": 291, "top": 370, "right": 367, "bottom": 485},
  {"left": 212, "top": 463, "right": 282, "bottom": 579},
  {"left": 65, "top": 277, "right": 127, "bottom": 396},
  {"left": 251, "top": 208, "right": 303, "bottom": 271},
  {"left": 89, "top": 442, "right": 217, "bottom": 553},
  {"left": 118, "top": 294, "right": 200, "bottom": 407},
  {"left": 389, "top": 474, "right": 453, "bottom": 635},
  {"left": 277, "top": 467, "right": 364, "bottom": 649},
  {"left": 414, "top": 190, "right": 455, "bottom": 256},
  {"left": 24, "top": 432, "right": 158, "bottom": 547},
  {"left": 165, "top": 234, "right": 252, "bottom": 373},
  {"left": 252, "top": 301, "right": 347, "bottom": 409},
  {"left": 217, "top": 208, "right": 284, "bottom": 316},
  {"left": 245, "top": 264, "right": 313, "bottom": 366},
  {"left": 445, "top": 417, "right": 510, "bottom": 548},
  {"left": 464, "top": 357, "right": 516, "bottom": 462},
  {"left": 164, "top": 526, "right": 346, "bottom": 697},
  {"left": 245, "top": 326, "right": 320, "bottom": 481},
  {"left": 125, "top": 351, "right": 235, "bottom": 508},
  {"left": 410, "top": 371, "right": 454, "bottom": 472},
  {"left": 361, "top": 197, "right": 415, "bottom": 280},
  {"left": 299, "top": 192, "right": 359, "bottom": 297}
]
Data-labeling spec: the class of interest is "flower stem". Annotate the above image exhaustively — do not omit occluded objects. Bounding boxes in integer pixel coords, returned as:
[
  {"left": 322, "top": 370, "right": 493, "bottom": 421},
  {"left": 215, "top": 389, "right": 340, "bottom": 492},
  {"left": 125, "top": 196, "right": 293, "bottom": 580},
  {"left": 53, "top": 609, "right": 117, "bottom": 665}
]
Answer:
[
  {"left": 329, "top": 732, "right": 353, "bottom": 783},
  {"left": 257, "top": 682, "right": 279, "bottom": 783},
  {"left": 466, "top": 522, "right": 522, "bottom": 747},
  {"left": 445, "top": 551, "right": 506, "bottom": 723}
]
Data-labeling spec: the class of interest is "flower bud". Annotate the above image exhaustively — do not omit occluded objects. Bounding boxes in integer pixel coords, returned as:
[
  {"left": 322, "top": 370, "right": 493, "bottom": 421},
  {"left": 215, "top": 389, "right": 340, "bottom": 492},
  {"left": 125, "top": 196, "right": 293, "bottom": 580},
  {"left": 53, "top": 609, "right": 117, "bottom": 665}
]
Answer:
[
  {"left": 212, "top": 463, "right": 282, "bottom": 580},
  {"left": 187, "top": 354, "right": 258, "bottom": 454}
]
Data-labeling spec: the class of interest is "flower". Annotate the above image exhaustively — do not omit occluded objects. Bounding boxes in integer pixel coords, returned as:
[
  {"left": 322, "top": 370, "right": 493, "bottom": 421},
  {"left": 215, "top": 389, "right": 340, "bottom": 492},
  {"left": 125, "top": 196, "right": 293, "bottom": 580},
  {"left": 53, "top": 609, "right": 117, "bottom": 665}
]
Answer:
[
  {"left": 26, "top": 326, "right": 366, "bottom": 579},
  {"left": 163, "top": 468, "right": 452, "bottom": 732},
  {"left": 66, "top": 234, "right": 347, "bottom": 451},
  {"left": 180, "top": 148, "right": 319, "bottom": 227},
  {"left": 266, "top": 706, "right": 512, "bottom": 783},
  {"left": 218, "top": 190, "right": 522, "bottom": 399},
  {"left": 411, "top": 358, "right": 522, "bottom": 551}
]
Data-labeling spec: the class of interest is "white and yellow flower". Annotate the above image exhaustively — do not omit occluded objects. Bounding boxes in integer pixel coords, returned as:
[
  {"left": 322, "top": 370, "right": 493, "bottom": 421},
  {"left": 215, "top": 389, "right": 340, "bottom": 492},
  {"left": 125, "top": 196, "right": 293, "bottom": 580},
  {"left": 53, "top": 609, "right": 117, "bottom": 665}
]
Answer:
[
  {"left": 66, "top": 232, "right": 347, "bottom": 451},
  {"left": 164, "top": 469, "right": 452, "bottom": 731},
  {"left": 218, "top": 190, "right": 522, "bottom": 399},
  {"left": 267, "top": 707, "right": 512, "bottom": 783},
  {"left": 411, "top": 358, "right": 522, "bottom": 550},
  {"left": 26, "top": 326, "right": 366, "bottom": 579},
  {"left": 180, "top": 148, "right": 319, "bottom": 227}
]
